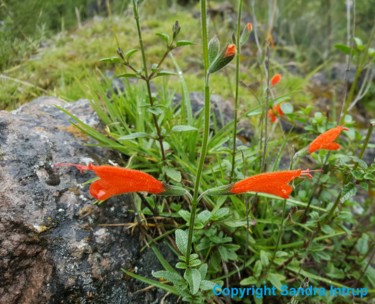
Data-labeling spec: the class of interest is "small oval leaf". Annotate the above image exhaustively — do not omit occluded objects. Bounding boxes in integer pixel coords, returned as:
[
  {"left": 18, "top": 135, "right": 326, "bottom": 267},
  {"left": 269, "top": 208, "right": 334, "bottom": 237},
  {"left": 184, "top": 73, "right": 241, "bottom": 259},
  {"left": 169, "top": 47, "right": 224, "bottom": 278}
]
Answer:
[{"left": 171, "top": 125, "right": 198, "bottom": 132}]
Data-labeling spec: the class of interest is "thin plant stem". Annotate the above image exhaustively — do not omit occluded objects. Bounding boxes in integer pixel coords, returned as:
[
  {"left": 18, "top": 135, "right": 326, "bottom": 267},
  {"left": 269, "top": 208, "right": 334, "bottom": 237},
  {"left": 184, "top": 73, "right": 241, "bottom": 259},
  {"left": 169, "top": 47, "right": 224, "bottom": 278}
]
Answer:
[
  {"left": 301, "top": 152, "right": 330, "bottom": 223},
  {"left": 250, "top": 0, "right": 262, "bottom": 60},
  {"left": 185, "top": 0, "right": 210, "bottom": 265},
  {"left": 356, "top": 248, "right": 375, "bottom": 287},
  {"left": 264, "top": 199, "right": 287, "bottom": 277},
  {"left": 359, "top": 121, "right": 374, "bottom": 159},
  {"left": 230, "top": 0, "right": 243, "bottom": 181},
  {"left": 132, "top": 0, "right": 166, "bottom": 162},
  {"left": 261, "top": 41, "right": 271, "bottom": 172},
  {"left": 338, "top": 0, "right": 355, "bottom": 124}
]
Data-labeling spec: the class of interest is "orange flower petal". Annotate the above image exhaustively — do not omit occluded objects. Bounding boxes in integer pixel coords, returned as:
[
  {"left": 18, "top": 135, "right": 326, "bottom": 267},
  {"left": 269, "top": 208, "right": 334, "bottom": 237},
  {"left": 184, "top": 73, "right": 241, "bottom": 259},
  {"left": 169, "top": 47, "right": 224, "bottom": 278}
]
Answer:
[
  {"left": 230, "top": 170, "right": 303, "bottom": 198},
  {"left": 274, "top": 104, "right": 284, "bottom": 116},
  {"left": 271, "top": 73, "right": 282, "bottom": 86},
  {"left": 247, "top": 22, "right": 253, "bottom": 31},
  {"left": 88, "top": 164, "right": 164, "bottom": 199},
  {"left": 55, "top": 163, "right": 164, "bottom": 200},
  {"left": 268, "top": 104, "right": 284, "bottom": 123},
  {"left": 308, "top": 126, "right": 348, "bottom": 154},
  {"left": 268, "top": 108, "right": 277, "bottom": 123},
  {"left": 224, "top": 44, "right": 237, "bottom": 57}
]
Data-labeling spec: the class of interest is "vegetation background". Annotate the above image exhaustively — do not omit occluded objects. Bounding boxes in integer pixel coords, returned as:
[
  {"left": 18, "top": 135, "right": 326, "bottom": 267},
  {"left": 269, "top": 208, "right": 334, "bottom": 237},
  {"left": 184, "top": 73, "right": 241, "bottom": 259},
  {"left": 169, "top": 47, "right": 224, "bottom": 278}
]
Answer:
[{"left": 1, "top": 0, "right": 374, "bottom": 113}]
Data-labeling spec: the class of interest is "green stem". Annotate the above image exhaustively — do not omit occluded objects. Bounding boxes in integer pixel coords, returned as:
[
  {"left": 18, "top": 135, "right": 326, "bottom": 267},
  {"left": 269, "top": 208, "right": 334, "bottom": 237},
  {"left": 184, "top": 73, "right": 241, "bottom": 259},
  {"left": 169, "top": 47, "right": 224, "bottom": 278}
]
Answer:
[
  {"left": 132, "top": 0, "right": 166, "bottom": 162},
  {"left": 359, "top": 120, "right": 374, "bottom": 159},
  {"left": 185, "top": 0, "right": 210, "bottom": 266},
  {"left": 230, "top": 0, "right": 243, "bottom": 181},
  {"left": 340, "top": 54, "right": 361, "bottom": 124},
  {"left": 261, "top": 42, "right": 271, "bottom": 172},
  {"left": 149, "top": 46, "right": 173, "bottom": 79},
  {"left": 264, "top": 199, "right": 287, "bottom": 278}
]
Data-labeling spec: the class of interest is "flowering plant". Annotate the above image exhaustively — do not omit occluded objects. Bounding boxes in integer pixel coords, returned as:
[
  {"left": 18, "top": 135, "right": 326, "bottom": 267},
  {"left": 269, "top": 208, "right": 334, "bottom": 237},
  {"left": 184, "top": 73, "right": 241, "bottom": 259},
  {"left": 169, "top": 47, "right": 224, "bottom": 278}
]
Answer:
[{"left": 57, "top": 0, "right": 375, "bottom": 302}]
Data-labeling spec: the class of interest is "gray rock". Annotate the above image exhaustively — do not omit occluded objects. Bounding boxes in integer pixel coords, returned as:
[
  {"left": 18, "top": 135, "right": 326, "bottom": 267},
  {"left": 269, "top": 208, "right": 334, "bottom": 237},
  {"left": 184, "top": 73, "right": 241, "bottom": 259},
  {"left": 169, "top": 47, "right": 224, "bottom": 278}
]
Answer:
[
  {"left": 0, "top": 97, "right": 165, "bottom": 303},
  {"left": 174, "top": 91, "right": 254, "bottom": 142}
]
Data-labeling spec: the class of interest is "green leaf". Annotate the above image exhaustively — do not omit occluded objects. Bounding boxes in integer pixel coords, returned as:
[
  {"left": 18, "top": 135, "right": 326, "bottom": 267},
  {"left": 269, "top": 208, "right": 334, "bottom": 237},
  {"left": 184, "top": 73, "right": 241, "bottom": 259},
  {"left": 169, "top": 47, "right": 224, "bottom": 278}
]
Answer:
[
  {"left": 122, "top": 269, "right": 178, "bottom": 295},
  {"left": 156, "top": 32, "right": 170, "bottom": 45},
  {"left": 178, "top": 210, "right": 191, "bottom": 223},
  {"left": 118, "top": 132, "right": 149, "bottom": 140},
  {"left": 321, "top": 225, "right": 335, "bottom": 235},
  {"left": 340, "top": 183, "right": 357, "bottom": 202},
  {"left": 246, "top": 106, "right": 262, "bottom": 117},
  {"left": 200, "top": 280, "right": 216, "bottom": 291},
  {"left": 198, "top": 264, "right": 208, "bottom": 279},
  {"left": 189, "top": 259, "right": 202, "bottom": 267},
  {"left": 197, "top": 210, "right": 211, "bottom": 225},
  {"left": 211, "top": 208, "right": 229, "bottom": 221},
  {"left": 176, "top": 40, "right": 193, "bottom": 47},
  {"left": 147, "top": 107, "right": 164, "bottom": 115},
  {"left": 352, "top": 169, "right": 365, "bottom": 180},
  {"left": 175, "top": 229, "right": 188, "bottom": 256},
  {"left": 155, "top": 70, "right": 177, "bottom": 77},
  {"left": 354, "top": 37, "right": 365, "bottom": 51},
  {"left": 240, "top": 276, "right": 257, "bottom": 285},
  {"left": 152, "top": 270, "right": 183, "bottom": 285},
  {"left": 184, "top": 269, "right": 201, "bottom": 295},
  {"left": 334, "top": 44, "right": 351, "bottom": 55},
  {"left": 365, "top": 265, "right": 375, "bottom": 287},
  {"left": 280, "top": 102, "right": 293, "bottom": 114},
  {"left": 260, "top": 250, "right": 269, "bottom": 267},
  {"left": 267, "top": 273, "right": 285, "bottom": 291},
  {"left": 253, "top": 260, "right": 262, "bottom": 278},
  {"left": 364, "top": 172, "right": 375, "bottom": 181},
  {"left": 171, "top": 125, "right": 198, "bottom": 132},
  {"left": 124, "top": 48, "right": 138, "bottom": 60},
  {"left": 176, "top": 262, "right": 187, "bottom": 269},
  {"left": 359, "top": 182, "right": 369, "bottom": 191},
  {"left": 355, "top": 233, "right": 369, "bottom": 255},
  {"left": 163, "top": 167, "right": 182, "bottom": 182},
  {"left": 100, "top": 56, "right": 122, "bottom": 63},
  {"left": 117, "top": 72, "right": 139, "bottom": 78},
  {"left": 150, "top": 245, "right": 177, "bottom": 273},
  {"left": 208, "top": 36, "right": 220, "bottom": 65},
  {"left": 326, "top": 263, "right": 345, "bottom": 279}
]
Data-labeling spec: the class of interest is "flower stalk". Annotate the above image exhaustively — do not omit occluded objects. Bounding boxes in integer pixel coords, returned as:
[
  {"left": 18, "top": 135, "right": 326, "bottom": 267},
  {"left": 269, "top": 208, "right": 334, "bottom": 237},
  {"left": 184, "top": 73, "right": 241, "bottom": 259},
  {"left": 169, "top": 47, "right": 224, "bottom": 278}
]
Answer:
[
  {"left": 185, "top": 0, "right": 210, "bottom": 266},
  {"left": 132, "top": 0, "right": 166, "bottom": 163},
  {"left": 230, "top": 0, "right": 243, "bottom": 181}
]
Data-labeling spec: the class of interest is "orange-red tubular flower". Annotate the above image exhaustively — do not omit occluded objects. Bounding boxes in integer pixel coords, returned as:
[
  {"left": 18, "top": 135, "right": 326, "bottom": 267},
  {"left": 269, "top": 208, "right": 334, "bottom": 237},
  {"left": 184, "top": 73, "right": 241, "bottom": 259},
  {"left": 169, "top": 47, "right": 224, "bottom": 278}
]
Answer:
[
  {"left": 247, "top": 22, "right": 253, "bottom": 32},
  {"left": 230, "top": 169, "right": 313, "bottom": 199},
  {"left": 270, "top": 73, "right": 282, "bottom": 86},
  {"left": 267, "top": 103, "right": 284, "bottom": 123},
  {"left": 308, "top": 126, "right": 349, "bottom": 154},
  {"left": 225, "top": 44, "right": 237, "bottom": 57},
  {"left": 55, "top": 163, "right": 164, "bottom": 200}
]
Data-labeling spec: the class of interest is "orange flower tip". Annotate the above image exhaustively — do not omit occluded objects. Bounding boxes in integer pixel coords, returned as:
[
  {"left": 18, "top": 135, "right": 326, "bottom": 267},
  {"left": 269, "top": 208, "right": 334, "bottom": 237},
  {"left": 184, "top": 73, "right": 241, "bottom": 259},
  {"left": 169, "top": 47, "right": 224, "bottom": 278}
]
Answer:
[
  {"left": 267, "top": 109, "right": 277, "bottom": 123},
  {"left": 225, "top": 44, "right": 236, "bottom": 57},
  {"left": 270, "top": 73, "right": 282, "bottom": 86},
  {"left": 53, "top": 162, "right": 91, "bottom": 173},
  {"left": 308, "top": 125, "right": 349, "bottom": 154},
  {"left": 247, "top": 22, "right": 253, "bottom": 32},
  {"left": 274, "top": 104, "right": 284, "bottom": 116}
]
